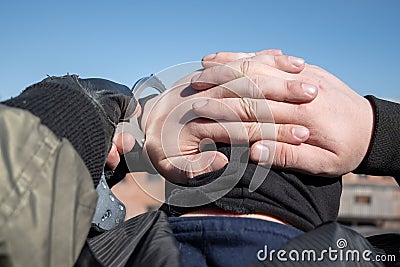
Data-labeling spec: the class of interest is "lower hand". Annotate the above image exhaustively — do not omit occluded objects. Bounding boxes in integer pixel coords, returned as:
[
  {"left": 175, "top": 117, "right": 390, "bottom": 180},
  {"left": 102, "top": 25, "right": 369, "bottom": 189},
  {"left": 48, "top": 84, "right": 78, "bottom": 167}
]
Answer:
[{"left": 141, "top": 51, "right": 318, "bottom": 182}]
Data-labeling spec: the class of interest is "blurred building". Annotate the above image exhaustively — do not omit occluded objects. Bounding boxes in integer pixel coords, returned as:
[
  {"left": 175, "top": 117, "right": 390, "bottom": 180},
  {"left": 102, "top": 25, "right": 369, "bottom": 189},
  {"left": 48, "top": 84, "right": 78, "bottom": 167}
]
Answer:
[
  {"left": 338, "top": 173, "right": 400, "bottom": 235},
  {"left": 111, "top": 172, "right": 165, "bottom": 219}
]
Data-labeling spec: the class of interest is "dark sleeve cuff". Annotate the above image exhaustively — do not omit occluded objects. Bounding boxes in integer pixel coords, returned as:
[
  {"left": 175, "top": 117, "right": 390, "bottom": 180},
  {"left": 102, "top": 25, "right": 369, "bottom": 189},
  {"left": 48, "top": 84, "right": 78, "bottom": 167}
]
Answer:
[
  {"left": 354, "top": 96, "right": 400, "bottom": 183},
  {"left": 2, "top": 77, "right": 110, "bottom": 186}
]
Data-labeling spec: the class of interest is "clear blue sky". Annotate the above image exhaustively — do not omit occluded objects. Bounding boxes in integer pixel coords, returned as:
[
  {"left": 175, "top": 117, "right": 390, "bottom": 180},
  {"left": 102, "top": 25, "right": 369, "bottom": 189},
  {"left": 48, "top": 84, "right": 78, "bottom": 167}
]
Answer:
[{"left": 1, "top": 0, "right": 399, "bottom": 100}]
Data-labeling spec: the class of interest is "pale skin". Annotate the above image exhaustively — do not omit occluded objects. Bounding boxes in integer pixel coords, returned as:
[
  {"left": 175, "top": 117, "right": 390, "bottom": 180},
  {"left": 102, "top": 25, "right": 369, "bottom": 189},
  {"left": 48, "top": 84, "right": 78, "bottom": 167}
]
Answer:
[
  {"left": 191, "top": 50, "right": 375, "bottom": 177},
  {"left": 106, "top": 50, "right": 323, "bottom": 182},
  {"left": 140, "top": 71, "right": 310, "bottom": 182},
  {"left": 106, "top": 49, "right": 373, "bottom": 180},
  {"left": 104, "top": 49, "right": 375, "bottom": 226}
]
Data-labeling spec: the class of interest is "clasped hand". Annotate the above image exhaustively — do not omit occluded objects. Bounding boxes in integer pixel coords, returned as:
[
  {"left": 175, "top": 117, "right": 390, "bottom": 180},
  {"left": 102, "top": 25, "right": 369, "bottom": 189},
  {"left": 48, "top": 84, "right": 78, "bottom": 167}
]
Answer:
[{"left": 107, "top": 49, "right": 374, "bottom": 182}]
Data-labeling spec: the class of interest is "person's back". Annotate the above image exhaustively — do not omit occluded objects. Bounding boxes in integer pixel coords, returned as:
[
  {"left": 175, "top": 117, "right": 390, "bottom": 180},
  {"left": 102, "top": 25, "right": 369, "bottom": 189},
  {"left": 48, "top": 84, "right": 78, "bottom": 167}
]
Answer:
[{"left": 160, "top": 144, "right": 342, "bottom": 266}]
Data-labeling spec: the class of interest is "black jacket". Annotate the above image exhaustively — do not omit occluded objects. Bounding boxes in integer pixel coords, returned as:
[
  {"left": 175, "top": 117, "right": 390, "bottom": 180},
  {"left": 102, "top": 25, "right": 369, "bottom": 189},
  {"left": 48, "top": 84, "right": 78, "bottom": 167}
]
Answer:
[{"left": 75, "top": 96, "right": 400, "bottom": 267}]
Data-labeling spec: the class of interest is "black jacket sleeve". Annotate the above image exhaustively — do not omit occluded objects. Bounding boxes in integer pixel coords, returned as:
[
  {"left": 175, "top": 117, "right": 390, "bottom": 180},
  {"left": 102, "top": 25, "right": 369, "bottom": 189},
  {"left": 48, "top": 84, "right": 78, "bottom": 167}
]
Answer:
[
  {"left": 2, "top": 76, "right": 109, "bottom": 186},
  {"left": 354, "top": 96, "right": 400, "bottom": 184}
]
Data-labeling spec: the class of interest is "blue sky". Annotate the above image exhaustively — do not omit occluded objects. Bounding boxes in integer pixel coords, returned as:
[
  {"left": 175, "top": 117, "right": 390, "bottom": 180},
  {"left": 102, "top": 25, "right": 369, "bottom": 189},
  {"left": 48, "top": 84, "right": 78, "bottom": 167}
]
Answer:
[{"left": 0, "top": 0, "right": 399, "bottom": 100}]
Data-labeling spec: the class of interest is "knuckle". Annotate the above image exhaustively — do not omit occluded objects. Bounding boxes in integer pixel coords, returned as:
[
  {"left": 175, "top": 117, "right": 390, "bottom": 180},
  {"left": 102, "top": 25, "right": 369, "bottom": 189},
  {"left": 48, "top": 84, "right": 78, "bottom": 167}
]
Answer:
[
  {"left": 248, "top": 75, "right": 264, "bottom": 98},
  {"left": 283, "top": 80, "right": 293, "bottom": 101},
  {"left": 273, "top": 55, "right": 281, "bottom": 68},
  {"left": 239, "top": 59, "right": 252, "bottom": 77},
  {"left": 246, "top": 122, "right": 261, "bottom": 141},
  {"left": 239, "top": 97, "right": 257, "bottom": 121},
  {"left": 276, "top": 125, "right": 288, "bottom": 141},
  {"left": 275, "top": 144, "right": 297, "bottom": 168}
]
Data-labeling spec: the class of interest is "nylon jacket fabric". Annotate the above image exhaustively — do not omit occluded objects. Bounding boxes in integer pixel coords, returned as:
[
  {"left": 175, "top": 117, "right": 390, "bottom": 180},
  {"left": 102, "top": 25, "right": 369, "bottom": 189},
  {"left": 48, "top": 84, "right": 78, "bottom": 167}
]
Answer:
[
  {"left": 74, "top": 211, "right": 182, "bottom": 267},
  {"left": 0, "top": 104, "right": 97, "bottom": 267}
]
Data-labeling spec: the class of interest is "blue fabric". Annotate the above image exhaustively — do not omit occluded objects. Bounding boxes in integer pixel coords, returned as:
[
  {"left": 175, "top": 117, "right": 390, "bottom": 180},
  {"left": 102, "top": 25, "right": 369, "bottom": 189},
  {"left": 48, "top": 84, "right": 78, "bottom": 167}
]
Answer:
[{"left": 169, "top": 216, "right": 304, "bottom": 267}]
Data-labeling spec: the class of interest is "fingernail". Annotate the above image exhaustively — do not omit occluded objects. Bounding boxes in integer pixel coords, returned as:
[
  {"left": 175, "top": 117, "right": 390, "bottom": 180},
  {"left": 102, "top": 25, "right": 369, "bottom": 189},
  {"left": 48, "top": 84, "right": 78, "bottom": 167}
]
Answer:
[
  {"left": 254, "top": 143, "right": 270, "bottom": 162},
  {"left": 193, "top": 100, "right": 209, "bottom": 109},
  {"left": 203, "top": 53, "right": 217, "bottom": 61},
  {"left": 289, "top": 56, "right": 305, "bottom": 67},
  {"left": 292, "top": 127, "right": 309, "bottom": 140},
  {"left": 301, "top": 83, "right": 317, "bottom": 97},
  {"left": 191, "top": 73, "right": 201, "bottom": 83}
]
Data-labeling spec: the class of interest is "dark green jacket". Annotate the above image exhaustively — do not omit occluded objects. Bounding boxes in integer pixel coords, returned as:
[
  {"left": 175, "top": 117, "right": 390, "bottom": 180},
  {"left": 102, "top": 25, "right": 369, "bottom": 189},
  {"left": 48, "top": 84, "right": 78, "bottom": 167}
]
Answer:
[{"left": 0, "top": 104, "right": 97, "bottom": 267}]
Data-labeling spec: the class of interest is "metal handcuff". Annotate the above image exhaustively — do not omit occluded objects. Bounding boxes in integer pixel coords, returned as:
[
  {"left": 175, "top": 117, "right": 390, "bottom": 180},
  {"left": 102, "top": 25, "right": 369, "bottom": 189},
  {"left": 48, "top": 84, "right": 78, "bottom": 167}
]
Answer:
[
  {"left": 129, "top": 74, "right": 167, "bottom": 147},
  {"left": 92, "top": 75, "right": 167, "bottom": 231}
]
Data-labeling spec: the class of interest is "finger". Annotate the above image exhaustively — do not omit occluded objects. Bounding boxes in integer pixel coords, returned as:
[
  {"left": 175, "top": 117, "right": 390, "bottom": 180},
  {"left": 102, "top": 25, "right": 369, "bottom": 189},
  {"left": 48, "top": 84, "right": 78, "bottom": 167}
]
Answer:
[
  {"left": 256, "top": 49, "right": 283, "bottom": 56},
  {"left": 192, "top": 57, "right": 306, "bottom": 91},
  {"left": 160, "top": 151, "right": 229, "bottom": 181},
  {"left": 106, "top": 143, "right": 120, "bottom": 170},
  {"left": 260, "top": 100, "right": 305, "bottom": 125},
  {"left": 161, "top": 120, "right": 309, "bottom": 181},
  {"left": 253, "top": 54, "right": 305, "bottom": 73},
  {"left": 250, "top": 141, "right": 338, "bottom": 176},
  {"left": 193, "top": 98, "right": 273, "bottom": 122},
  {"left": 202, "top": 49, "right": 283, "bottom": 68},
  {"left": 203, "top": 76, "right": 317, "bottom": 102},
  {"left": 113, "top": 132, "right": 136, "bottom": 154},
  {"left": 191, "top": 97, "right": 294, "bottom": 123},
  {"left": 195, "top": 98, "right": 309, "bottom": 125},
  {"left": 190, "top": 119, "right": 309, "bottom": 145}
]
